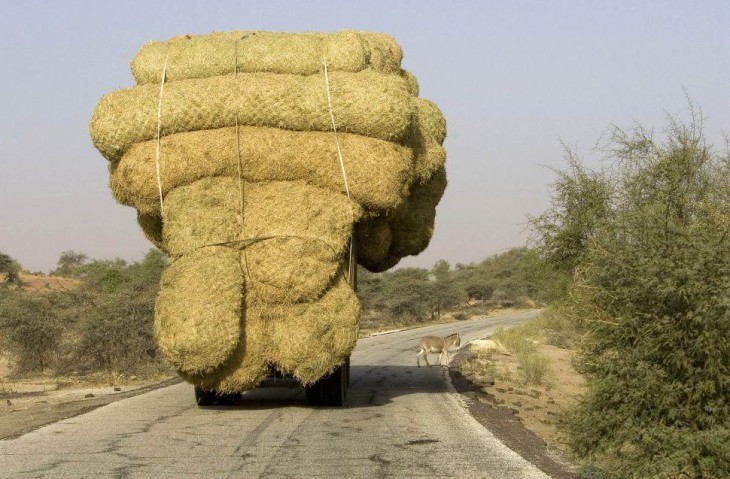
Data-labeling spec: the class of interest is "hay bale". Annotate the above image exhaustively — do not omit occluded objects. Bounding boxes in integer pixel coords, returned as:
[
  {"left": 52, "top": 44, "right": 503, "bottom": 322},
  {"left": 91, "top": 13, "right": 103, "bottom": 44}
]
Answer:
[
  {"left": 131, "top": 30, "right": 403, "bottom": 84},
  {"left": 388, "top": 166, "right": 447, "bottom": 258},
  {"left": 154, "top": 246, "right": 243, "bottom": 375},
  {"left": 90, "top": 70, "right": 414, "bottom": 162},
  {"left": 409, "top": 98, "right": 447, "bottom": 184},
  {"left": 110, "top": 125, "right": 414, "bottom": 215},
  {"left": 179, "top": 301, "right": 271, "bottom": 393},
  {"left": 136, "top": 212, "right": 164, "bottom": 251},
  {"left": 265, "top": 275, "right": 359, "bottom": 384},
  {"left": 401, "top": 69, "right": 419, "bottom": 96},
  {"left": 363, "top": 254, "right": 402, "bottom": 273},
  {"left": 162, "top": 177, "right": 360, "bottom": 303},
  {"left": 354, "top": 216, "right": 392, "bottom": 271},
  {"left": 181, "top": 274, "right": 359, "bottom": 392}
]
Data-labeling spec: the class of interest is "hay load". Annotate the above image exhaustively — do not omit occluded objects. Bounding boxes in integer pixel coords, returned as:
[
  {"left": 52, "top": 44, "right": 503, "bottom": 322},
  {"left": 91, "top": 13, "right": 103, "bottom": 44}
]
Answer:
[{"left": 90, "top": 30, "right": 447, "bottom": 392}]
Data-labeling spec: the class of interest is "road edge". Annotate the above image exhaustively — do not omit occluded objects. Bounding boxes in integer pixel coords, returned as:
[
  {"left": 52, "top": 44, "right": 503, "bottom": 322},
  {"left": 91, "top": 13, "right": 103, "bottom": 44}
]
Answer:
[{"left": 447, "top": 348, "right": 581, "bottom": 479}]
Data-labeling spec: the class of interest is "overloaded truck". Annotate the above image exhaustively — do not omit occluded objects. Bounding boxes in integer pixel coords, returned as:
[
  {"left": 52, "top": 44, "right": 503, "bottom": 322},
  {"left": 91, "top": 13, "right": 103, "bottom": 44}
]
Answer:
[{"left": 89, "top": 30, "right": 447, "bottom": 407}]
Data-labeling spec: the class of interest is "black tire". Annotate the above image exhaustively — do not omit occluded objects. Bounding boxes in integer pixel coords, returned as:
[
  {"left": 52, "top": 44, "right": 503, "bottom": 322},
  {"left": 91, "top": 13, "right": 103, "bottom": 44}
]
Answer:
[
  {"left": 195, "top": 387, "right": 216, "bottom": 406},
  {"left": 305, "top": 363, "right": 347, "bottom": 407},
  {"left": 216, "top": 393, "right": 238, "bottom": 406}
]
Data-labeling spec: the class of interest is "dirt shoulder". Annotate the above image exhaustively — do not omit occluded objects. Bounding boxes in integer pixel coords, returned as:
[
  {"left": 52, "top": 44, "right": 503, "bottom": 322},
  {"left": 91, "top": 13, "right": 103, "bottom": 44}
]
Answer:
[
  {"left": 0, "top": 374, "right": 179, "bottom": 440},
  {"left": 450, "top": 341, "right": 586, "bottom": 478}
]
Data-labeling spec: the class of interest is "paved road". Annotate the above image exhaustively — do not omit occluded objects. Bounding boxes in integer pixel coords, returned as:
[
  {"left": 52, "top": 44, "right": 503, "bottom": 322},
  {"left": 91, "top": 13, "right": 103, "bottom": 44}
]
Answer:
[{"left": 0, "top": 311, "right": 548, "bottom": 478}]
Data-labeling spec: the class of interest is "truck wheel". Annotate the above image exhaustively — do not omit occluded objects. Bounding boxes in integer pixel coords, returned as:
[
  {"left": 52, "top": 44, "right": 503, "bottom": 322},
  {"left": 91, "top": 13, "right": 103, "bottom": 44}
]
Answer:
[
  {"left": 216, "top": 392, "right": 238, "bottom": 406},
  {"left": 305, "top": 363, "right": 347, "bottom": 407},
  {"left": 195, "top": 387, "right": 216, "bottom": 406}
]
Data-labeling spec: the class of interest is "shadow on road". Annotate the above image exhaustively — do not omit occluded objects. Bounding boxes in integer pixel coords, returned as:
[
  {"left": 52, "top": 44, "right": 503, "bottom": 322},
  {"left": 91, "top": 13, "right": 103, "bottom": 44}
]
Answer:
[{"left": 200, "top": 364, "right": 449, "bottom": 410}]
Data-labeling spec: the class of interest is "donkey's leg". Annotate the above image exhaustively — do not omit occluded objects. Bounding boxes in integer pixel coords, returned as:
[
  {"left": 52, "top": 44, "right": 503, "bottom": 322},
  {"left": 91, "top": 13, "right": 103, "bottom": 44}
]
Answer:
[{"left": 417, "top": 348, "right": 425, "bottom": 367}]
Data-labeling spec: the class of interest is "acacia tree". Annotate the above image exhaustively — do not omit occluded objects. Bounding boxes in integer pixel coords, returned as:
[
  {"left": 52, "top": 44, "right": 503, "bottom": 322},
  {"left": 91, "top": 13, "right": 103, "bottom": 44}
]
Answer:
[
  {"left": 0, "top": 253, "right": 21, "bottom": 284},
  {"left": 537, "top": 111, "right": 730, "bottom": 478},
  {"left": 53, "top": 250, "right": 88, "bottom": 277}
]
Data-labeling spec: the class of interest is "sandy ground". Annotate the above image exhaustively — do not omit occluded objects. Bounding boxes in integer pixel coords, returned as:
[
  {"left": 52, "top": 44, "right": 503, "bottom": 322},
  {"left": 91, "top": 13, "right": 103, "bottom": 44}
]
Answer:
[
  {"left": 0, "top": 374, "right": 179, "bottom": 440},
  {"left": 1, "top": 273, "right": 80, "bottom": 292},
  {"left": 450, "top": 340, "right": 586, "bottom": 478}
]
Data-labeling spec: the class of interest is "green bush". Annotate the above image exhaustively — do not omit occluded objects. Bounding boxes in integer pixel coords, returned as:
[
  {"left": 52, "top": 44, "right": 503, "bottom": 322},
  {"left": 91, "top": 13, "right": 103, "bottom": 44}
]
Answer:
[
  {"left": 0, "top": 249, "right": 169, "bottom": 377},
  {"left": 0, "top": 289, "right": 68, "bottom": 372},
  {"left": 536, "top": 109, "right": 730, "bottom": 478},
  {"left": 516, "top": 352, "right": 551, "bottom": 386}
]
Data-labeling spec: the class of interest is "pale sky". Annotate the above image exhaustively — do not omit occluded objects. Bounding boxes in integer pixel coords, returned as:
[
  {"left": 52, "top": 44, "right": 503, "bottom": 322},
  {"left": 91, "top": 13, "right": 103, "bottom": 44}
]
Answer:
[{"left": 1, "top": 1, "right": 728, "bottom": 273}]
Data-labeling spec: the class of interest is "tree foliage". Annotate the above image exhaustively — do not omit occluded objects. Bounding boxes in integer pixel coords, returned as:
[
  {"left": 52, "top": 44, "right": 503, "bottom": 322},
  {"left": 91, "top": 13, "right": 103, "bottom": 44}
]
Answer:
[
  {"left": 52, "top": 250, "right": 88, "bottom": 277},
  {"left": 0, "top": 252, "right": 22, "bottom": 285},
  {"left": 0, "top": 249, "right": 169, "bottom": 376},
  {"left": 536, "top": 110, "right": 730, "bottom": 477}
]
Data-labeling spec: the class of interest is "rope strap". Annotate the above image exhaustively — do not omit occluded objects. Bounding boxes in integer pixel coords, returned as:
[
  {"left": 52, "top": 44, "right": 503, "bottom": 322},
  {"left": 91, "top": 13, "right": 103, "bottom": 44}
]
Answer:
[
  {"left": 323, "top": 55, "right": 356, "bottom": 281},
  {"left": 154, "top": 58, "right": 168, "bottom": 216}
]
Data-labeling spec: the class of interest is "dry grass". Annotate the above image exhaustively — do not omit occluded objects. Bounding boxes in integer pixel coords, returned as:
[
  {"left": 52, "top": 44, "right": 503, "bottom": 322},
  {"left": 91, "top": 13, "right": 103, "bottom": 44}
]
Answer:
[
  {"left": 183, "top": 275, "right": 359, "bottom": 392},
  {"left": 154, "top": 246, "right": 243, "bottom": 375},
  {"left": 162, "top": 177, "right": 358, "bottom": 304},
  {"left": 387, "top": 166, "right": 447, "bottom": 258},
  {"left": 7, "top": 274, "right": 81, "bottom": 293},
  {"left": 112, "top": 126, "right": 415, "bottom": 215},
  {"left": 131, "top": 30, "right": 403, "bottom": 84},
  {"left": 90, "top": 70, "right": 414, "bottom": 162}
]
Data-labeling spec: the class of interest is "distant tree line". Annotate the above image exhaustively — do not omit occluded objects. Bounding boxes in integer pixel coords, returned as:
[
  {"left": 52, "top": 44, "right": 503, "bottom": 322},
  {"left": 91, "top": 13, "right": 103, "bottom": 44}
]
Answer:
[
  {"left": 358, "top": 247, "right": 566, "bottom": 327},
  {"left": 0, "top": 244, "right": 562, "bottom": 377}
]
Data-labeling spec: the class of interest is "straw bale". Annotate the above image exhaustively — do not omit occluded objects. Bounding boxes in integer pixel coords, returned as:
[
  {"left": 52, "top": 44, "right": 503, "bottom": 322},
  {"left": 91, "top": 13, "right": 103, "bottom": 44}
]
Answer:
[
  {"left": 110, "top": 125, "right": 414, "bottom": 215},
  {"left": 131, "top": 30, "right": 403, "bottom": 84},
  {"left": 401, "top": 70, "right": 419, "bottom": 96},
  {"left": 364, "top": 254, "right": 402, "bottom": 273},
  {"left": 388, "top": 166, "right": 447, "bottom": 258},
  {"left": 154, "top": 247, "right": 243, "bottom": 375},
  {"left": 181, "top": 274, "right": 358, "bottom": 392},
  {"left": 354, "top": 217, "right": 392, "bottom": 271},
  {"left": 90, "top": 70, "right": 414, "bottom": 162},
  {"left": 136, "top": 212, "right": 164, "bottom": 251},
  {"left": 409, "top": 98, "right": 447, "bottom": 183},
  {"left": 162, "top": 177, "right": 359, "bottom": 303},
  {"left": 265, "top": 275, "right": 359, "bottom": 384},
  {"left": 414, "top": 98, "right": 447, "bottom": 145},
  {"left": 179, "top": 301, "right": 270, "bottom": 393}
]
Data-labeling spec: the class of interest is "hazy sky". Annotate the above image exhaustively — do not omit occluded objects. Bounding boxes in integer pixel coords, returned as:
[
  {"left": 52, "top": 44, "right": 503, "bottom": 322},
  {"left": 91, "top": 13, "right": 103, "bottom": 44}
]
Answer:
[{"left": 1, "top": 1, "right": 728, "bottom": 273}]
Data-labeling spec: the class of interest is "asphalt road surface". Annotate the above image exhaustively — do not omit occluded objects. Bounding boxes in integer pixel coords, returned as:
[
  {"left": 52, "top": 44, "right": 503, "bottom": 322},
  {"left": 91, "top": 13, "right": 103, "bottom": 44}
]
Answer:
[{"left": 0, "top": 311, "right": 548, "bottom": 478}]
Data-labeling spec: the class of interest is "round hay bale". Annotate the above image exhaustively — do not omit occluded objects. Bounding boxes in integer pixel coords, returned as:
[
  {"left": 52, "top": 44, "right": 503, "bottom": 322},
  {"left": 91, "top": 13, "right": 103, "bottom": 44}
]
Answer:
[
  {"left": 154, "top": 246, "right": 243, "bottom": 375},
  {"left": 182, "top": 274, "right": 359, "bottom": 392},
  {"left": 110, "top": 125, "right": 414, "bottom": 216},
  {"left": 162, "top": 177, "right": 359, "bottom": 303},
  {"left": 131, "top": 30, "right": 403, "bottom": 84},
  {"left": 388, "top": 166, "right": 447, "bottom": 258},
  {"left": 136, "top": 212, "right": 165, "bottom": 251},
  {"left": 264, "top": 275, "right": 360, "bottom": 384},
  {"left": 90, "top": 70, "right": 414, "bottom": 162},
  {"left": 355, "top": 216, "right": 392, "bottom": 271}
]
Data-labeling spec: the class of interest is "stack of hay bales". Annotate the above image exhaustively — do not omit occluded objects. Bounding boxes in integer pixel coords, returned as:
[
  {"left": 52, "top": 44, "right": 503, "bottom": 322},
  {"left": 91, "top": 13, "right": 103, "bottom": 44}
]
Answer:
[{"left": 90, "top": 30, "right": 447, "bottom": 392}]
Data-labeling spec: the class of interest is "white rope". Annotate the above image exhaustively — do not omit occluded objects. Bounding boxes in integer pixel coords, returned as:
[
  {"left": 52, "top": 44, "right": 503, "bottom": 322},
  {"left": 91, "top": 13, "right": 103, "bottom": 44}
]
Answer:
[
  {"left": 154, "top": 58, "right": 168, "bottom": 216},
  {"left": 322, "top": 56, "right": 352, "bottom": 202},
  {"left": 323, "top": 55, "right": 355, "bottom": 282}
]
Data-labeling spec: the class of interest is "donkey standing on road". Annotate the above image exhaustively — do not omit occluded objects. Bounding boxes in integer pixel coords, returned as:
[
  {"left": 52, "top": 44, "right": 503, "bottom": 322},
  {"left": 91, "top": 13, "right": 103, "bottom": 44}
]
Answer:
[{"left": 417, "top": 333, "right": 462, "bottom": 367}]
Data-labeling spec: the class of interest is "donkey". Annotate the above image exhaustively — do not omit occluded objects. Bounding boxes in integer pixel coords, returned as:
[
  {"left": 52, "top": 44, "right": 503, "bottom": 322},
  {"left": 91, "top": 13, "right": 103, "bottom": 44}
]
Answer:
[{"left": 417, "top": 333, "right": 461, "bottom": 367}]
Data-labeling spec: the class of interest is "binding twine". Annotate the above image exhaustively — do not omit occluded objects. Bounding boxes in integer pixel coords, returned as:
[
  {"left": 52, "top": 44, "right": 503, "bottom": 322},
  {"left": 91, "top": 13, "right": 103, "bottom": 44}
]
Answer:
[{"left": 150, "top": 48, "right": 356, "bottom": 287}]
